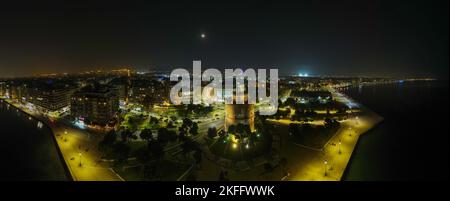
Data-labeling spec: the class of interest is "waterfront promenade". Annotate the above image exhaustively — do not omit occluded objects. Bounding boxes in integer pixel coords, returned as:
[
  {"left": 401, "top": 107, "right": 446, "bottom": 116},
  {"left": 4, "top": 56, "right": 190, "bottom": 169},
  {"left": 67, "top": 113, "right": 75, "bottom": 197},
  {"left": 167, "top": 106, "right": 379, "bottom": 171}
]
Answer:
[
  {"left": 287, "top": 89, "right": 383, "bottom": 180},
  {"left": 1, "top": 99, "right": 122, "bottom": 181},
  {"left": 193, "top": 89, "right": 382, "bottom": 181},
  {"left": 2, "top": 88, "right": 381, "bottom": 181}
]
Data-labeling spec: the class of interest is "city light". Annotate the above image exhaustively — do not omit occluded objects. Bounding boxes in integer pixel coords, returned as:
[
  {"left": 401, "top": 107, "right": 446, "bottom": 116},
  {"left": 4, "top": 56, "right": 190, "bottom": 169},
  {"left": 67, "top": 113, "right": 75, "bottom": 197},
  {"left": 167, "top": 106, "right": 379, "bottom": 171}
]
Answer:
[
  {"left": 74, "top": 119, "right": 86, "bottom": 129},
  {"left": 0, "top": 0, "right": 445, "bottom": 188},
  {"left": 37, "top": 121, "right": 43, "bottom": 129},
  {"left": 298, "top": 73, "right": 309, "bottom": 77}
]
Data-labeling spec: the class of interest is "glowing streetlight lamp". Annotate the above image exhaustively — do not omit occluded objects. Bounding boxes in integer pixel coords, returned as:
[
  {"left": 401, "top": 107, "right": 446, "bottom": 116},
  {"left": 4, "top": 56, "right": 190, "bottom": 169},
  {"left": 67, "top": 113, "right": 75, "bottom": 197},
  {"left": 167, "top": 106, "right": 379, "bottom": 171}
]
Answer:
[
  {"left": 64, "top": 129, "right": 68, "bottom": 142},
  {"left": 324, "top": 160, "right": 328, "bottom": 176},
  {"left": 78, "top": 152, "right": 82, "bottom": 167},
  {"left": 338, "top": 141, "right": 342, "bottom": 154}
]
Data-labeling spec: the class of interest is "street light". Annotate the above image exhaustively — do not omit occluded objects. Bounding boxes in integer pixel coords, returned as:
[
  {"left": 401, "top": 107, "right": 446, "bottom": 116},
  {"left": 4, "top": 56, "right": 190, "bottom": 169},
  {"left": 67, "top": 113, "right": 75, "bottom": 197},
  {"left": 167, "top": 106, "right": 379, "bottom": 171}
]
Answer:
[
  {"left": 338, "top": 141, "right": 342, "bottom": 154},
  {"left": 348, "top": 127, "right": 352, "bottom": 136},
  {"left": 64, "top": 129, "right": 68, "bottom": 142},
  {"left": 324, "top": 160, "right": 328, "bottom": 176},
  {"left": 78, "top": 152, "right": 82, "bottom": 167}
]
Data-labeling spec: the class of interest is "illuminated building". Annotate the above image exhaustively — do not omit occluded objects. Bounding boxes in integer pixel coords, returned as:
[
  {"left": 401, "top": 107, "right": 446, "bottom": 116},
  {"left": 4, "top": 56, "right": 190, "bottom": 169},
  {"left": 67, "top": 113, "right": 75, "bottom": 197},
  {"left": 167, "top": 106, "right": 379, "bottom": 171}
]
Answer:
[
  {"left": 0, "top": 81, "right": 5, "bottom": 97},
  {"left": 27, "top": 80, "right": 76, "bottom": 112},
  {"left": 129, "top": 78, "right": 167, "bottom": 109},
  {"left": 70, "top": 84, "right": 118, "bottom": 125},
  {"left": 224, "top": 94, "right": 255, "bottom": 132},
  {"left": 109, "top": 77, "right": 129, "bottom": 103}
]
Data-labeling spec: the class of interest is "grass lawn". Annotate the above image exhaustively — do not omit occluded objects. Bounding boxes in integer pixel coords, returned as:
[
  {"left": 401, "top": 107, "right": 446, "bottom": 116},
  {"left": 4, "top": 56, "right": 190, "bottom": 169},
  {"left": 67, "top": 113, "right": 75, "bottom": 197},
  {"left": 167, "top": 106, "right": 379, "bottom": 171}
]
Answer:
[
  {"left": 289, "top": 125, "right": 340, "bottom": 149},
  {"left": 114, "top": 160, "right": 191, "bottom": 181},
  {"left": 127, "top": 141, "right": 147, "bottom": 157},
  {"left": 121, "top": 113, "right": 146, "bottom": 130}
]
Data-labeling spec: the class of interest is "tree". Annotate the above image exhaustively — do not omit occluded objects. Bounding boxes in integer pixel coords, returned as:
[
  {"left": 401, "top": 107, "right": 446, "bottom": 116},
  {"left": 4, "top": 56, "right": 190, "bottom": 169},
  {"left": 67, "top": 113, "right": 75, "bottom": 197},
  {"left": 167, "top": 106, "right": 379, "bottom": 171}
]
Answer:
[
  {"left": 149, "top": 116, "right": 159, "bottom": 125},
  {"left": 98, "top": 130, "right": 117, "bottom": 158},
  {"left": 227, "top": 125, "right": 236, "bottom": 134},
  {"left": 178, "top": 128, "right": 187, "bottom": 141},
  {"left": 189, "top": 122, "right": 199, "bottom": 135},
  {"left": 286, "top": 108, "right": 291, "bottom": 116},
  {"left": 113, "top": 142, "right": 131, "bottom": 165},
  {"left": 193, "top": 150, "right": 202, "bottom": 164},
  {"left": 263, "top": 163, "right": 274, "bottom": 173},
  {"left": 218, "top": 130, "right": 226, "bottom": 138},
  {"left": 302, "top": 123, "right": 313, "bottom": 131},
  {"left": 236, "top": 123, "right": 245, "bottom": 135},
  {"left": 182, "top": 138, "right": 197, "bottom": 157},
  {"left": 324, "top": 118, "right": 340, "bottom": 128},
  {"left": 255, "top": 115, "right": 266, "bottom": 132},
  {"left": 130, "top": 134, "right": 138, "bottom": 140},
  {"left": 284, "top": 97, "right": 296, "bottom": 108},
  {"left": 288, "top": 123, "right": 298, "bottom": 135},
  {"left": 135, "top": 147, "right": 151, "bottom": 167},
  {"left": 140, "top": 128, "right": 153, "bottom": 142},
  {"left": 279, "top": 157, "right": 289, "bottom": 177},
  {"left": 167, "top": 130, "right": 178, "bottom": 142},
  {"left": 148, "top": 140, "right": 164, "bottom": 159},
  {"left": 278, "top": 99, "right": 283, "bottom": 108},
  {"left": 182, "top": 118, "right": 193, "bottom": 128},
  {"left": 98, "top": 140, "right": 114, "bottom": 158},
  {"left": 157, "top": 127, "right": 171, "bottom": 145},
  {"left": 103, "top": 130, "right": 117, "bottom": 144},
  {"left": 207, "top": 127, "right": 217, "bottom": 138},
  {"left": 324, "top": 118, "right": 333, "bottom": 127},
  {"left": 121, "top": 129, "right": 132, "bottom": 142}
]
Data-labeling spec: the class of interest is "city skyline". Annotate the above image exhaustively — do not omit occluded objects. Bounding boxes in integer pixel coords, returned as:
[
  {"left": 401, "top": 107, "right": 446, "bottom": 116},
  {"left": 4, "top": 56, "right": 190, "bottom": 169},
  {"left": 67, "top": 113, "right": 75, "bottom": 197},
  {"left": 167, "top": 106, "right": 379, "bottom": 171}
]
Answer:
[
  {"left": 0, "top": 3, "right": 448, "bottom": 199},
  {"left": 0, "top": 0, "right": 448, "bottom": 79}
]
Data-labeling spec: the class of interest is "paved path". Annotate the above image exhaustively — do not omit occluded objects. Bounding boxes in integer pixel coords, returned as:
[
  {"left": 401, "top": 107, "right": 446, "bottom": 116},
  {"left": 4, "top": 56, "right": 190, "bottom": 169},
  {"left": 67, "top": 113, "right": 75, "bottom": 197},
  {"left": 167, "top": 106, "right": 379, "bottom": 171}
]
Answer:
[
  {"left": 3, "top": 99, "right": 122, "bottom": 181},
  {"left": 194, "top": 89, "right": 383, "bottom": 181}
]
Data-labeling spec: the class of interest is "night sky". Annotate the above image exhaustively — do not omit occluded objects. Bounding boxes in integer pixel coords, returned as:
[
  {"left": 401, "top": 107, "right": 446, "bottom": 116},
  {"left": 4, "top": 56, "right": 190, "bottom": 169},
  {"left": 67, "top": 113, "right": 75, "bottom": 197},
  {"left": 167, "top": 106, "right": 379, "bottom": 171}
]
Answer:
[{"left": 0, "top": 0, "right": 448, "bottom": 78}]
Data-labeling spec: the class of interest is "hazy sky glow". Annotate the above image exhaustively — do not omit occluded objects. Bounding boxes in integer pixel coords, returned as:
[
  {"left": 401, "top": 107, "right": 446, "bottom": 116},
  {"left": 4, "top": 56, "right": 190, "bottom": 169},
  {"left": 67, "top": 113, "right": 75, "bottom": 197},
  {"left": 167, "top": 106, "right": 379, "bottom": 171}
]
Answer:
[{"left": 0, "top": 0, "right": 448, "bottom": 78}]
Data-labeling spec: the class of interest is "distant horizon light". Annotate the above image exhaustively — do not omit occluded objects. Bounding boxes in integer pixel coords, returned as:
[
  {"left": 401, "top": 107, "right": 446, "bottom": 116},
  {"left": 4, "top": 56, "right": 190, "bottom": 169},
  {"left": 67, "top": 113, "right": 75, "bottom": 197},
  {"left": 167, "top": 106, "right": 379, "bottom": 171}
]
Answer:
[{"left": 298, "top": 73, "right": 309, "bottom": 77}]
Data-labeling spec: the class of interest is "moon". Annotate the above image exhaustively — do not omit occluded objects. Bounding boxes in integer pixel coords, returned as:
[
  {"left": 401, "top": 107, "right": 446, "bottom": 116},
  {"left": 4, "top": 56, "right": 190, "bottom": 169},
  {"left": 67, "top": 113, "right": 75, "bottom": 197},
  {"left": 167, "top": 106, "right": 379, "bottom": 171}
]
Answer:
[{"left": 201, "top": 33, "right": 206, "bottom": 38}]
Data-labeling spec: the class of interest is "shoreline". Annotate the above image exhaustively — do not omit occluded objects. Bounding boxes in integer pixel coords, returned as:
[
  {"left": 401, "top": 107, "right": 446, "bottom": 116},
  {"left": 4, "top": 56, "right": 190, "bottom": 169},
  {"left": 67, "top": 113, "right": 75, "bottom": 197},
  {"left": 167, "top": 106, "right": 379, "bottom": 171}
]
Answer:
[
  {"left": 335, "top": 90, "right": 384, "bottom": 181},
  {"left": 0, "top": 98, "right": 74, "bottom": 181},
  {"left": 2, "top": 94, "right": 383, "bottom": 181},
  {"left": 341, "top": 120, "right": 383, "bottom": 180},
  {"left": 1, "top": 98, "right": 123, "bottom": 181}
]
